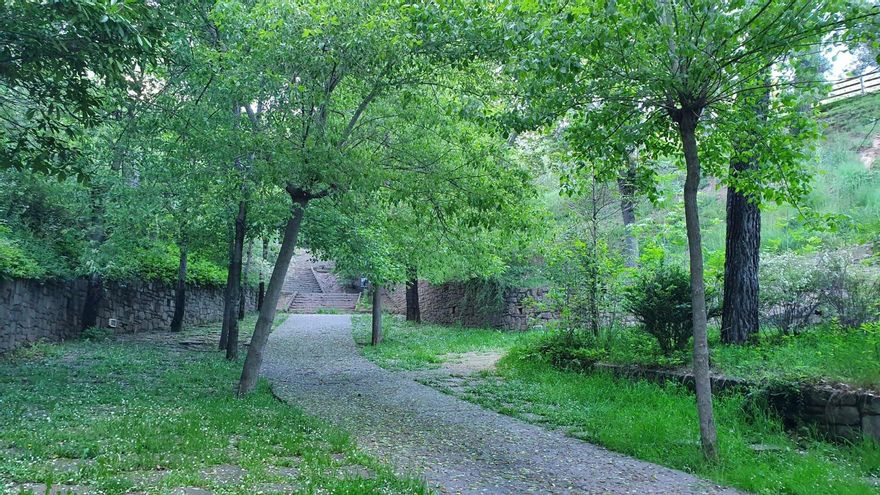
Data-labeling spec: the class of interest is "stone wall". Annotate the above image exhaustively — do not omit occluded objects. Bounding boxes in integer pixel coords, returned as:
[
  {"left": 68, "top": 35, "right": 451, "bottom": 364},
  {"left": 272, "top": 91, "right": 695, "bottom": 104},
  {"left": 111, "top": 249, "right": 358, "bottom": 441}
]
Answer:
[
  {"left": 383, "top": 281, "right": 554, "bottom": 330},
  {"left": 595, "top": 363, "right": 880, "bottom": 442},
  {"left": 0, "top": 277, "right": 256, "bottom": 354}
]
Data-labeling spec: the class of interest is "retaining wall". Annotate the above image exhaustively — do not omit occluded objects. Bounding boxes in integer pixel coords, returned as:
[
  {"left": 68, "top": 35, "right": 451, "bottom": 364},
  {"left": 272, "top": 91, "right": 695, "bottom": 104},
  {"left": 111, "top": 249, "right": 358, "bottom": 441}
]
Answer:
[
  {"left": 0, "top": 277, "right": 256, "bottom": 353},
  {"left": 383, "top": 281, "right": 554, "bottom": 330},
  {"left": 595, "top": 363, "right": 880, "bottom": 442}
]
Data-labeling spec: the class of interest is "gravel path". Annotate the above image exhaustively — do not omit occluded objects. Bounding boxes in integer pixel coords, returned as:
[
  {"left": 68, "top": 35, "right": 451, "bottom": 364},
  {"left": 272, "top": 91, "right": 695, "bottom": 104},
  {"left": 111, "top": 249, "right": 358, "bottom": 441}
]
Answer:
[{"left": 263, "top": 314, "right": 742, "bottom": 495}]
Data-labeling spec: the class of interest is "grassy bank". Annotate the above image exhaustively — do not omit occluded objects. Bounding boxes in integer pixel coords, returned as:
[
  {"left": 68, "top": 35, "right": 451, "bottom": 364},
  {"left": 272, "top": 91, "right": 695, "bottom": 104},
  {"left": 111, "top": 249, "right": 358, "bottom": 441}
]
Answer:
[
  {"left": 0, "top": 315, "right": 427, "bottom": 495},
  {"left": 591, "top": 323, "right": 880, "bottom": 390},
  {"left": 354, "top": 319, "right": 880, "bottom": 495}
]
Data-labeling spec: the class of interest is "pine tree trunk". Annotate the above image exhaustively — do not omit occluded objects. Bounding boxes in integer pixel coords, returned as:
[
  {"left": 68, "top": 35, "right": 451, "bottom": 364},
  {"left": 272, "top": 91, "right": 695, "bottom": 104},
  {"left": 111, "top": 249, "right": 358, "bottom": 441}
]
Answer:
[
  {"left": 226, "top": 200, "right": 247, "bottom": 361},
  {"left": 371, "top": 285, "right": 383, "bottom": 345},
  {"left": 618, "top": 154, "right": 639, "bottom": 268},
  {"left": 239, "top": 238, "right": 253, "bottom": 321},
  {"left": 238, "top": 202, "right": 307, "bottom": 396},
  {"left": 170, "top": 242, "right": 188, "bottom": 332},
  {"left": 405, "top": 266, "right": 420, "bottom": 323},
  {"left": 721, "top": 84, "right": 767, "bottom": 345},
  {"left": 257, "top": 237, "right": 268, "bottom": 311},
  {"left": 721, "top": 161, "right": 761, "bottom": 345},
  {"left": 676, "top": 109, "right": 718, "bottom": 460}
]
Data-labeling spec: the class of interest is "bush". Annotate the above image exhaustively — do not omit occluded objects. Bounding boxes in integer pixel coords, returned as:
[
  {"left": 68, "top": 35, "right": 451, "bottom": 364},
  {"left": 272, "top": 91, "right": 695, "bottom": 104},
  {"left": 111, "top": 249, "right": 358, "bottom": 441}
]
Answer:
[
  {"left": 624, "top": 265, "right": 693, "bottom": 356},
  {"left": 0, "top": 235, "right": 46, "bottom": 279},
  {"left": 759, "top": 253, "right": 823, "bottom": 333},
  {"left": 542, "top": 237, "right": 625, "bottom": 334},
  {"left": 124, "top": 244, "right": 227, "bottom": 287},
  {"left": 761, "top": 252, "right": 880, "bottom": 332},
  {"left": 818, "top": 253, "right": 880, "bottom": 329},
  {"left": 524, "top": 331, "right": 606, "bottom": 372}
]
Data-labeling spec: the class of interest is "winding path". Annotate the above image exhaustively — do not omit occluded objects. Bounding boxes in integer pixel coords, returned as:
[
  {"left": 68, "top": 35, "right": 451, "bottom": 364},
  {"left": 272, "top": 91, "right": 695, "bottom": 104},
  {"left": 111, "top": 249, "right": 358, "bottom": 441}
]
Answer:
[{"left": 263, "top": 314, "right": 741, "bottom": 495}]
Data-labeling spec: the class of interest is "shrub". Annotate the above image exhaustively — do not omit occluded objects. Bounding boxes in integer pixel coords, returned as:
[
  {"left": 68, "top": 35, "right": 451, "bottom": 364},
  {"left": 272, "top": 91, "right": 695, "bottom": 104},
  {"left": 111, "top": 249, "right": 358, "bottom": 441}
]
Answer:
[
  {"left": 624, "top": 265, "right": 693, "bottom": 356},
  {"left": 0, "top": 235, "right": 46, "bottom": 279},
  {"left": 761, "top": 252, "right": 880, "bottom": 333},
  {"left": 121, "top": 244, "right": 228, "bottom": 287},
  {"left": 543, "top": 237, "right": 625, "bottom": 334},
  {"left": 525, "top": 330, "right": 606, "bottom": 372},
  {"left": 759, "top": 253, "right": 824, "bottom": 333},
  {"left": 817, "top": 253, "right": 880, "bottom": 329}
]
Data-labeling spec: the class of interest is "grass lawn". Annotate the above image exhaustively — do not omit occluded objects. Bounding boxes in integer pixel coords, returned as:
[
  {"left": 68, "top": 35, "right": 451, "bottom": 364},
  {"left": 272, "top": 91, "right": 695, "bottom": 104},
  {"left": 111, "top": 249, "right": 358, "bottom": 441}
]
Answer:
[
  {"left": 352, "top": 315, "right": 530, "bottom": 370},
  {"left": 0, "top": 314, "right": 428, "bottom": 495},
  {"left": 354, "top": 318, "right": 880, "bottom": 495}
]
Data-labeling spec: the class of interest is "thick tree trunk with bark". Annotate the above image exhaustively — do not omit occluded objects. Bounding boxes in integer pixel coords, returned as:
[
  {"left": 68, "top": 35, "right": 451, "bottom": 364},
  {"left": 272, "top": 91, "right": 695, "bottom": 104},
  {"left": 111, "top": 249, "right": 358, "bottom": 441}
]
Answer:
[
  {"left": 721, "top": 85, "right": 767, "bottom": 345},
  {"left": 721, "top": 160, "right": 761, "bottom": 345},
  {"left": 371, "top": 286, "right": 383, "bottom": 345},
  {"left": 676, "top": 109, "right": 718, "bottom": 460},
  {"left": 257, "top": 237, "right": 268, "bottom": 311},
  {"left": 170, "top": 242, "right": 188, "bottom": 332},
  {"left": 239, "top": 238, "right": 253, "bottom": 321},
  {"left": 405, "top": 266, "right": 420, "bottom": 323},
  {"left": 226, "top": 200, "right": 247, "bottom": 361},
  {"left": 82, "top": 273, "right": 104, "bottom": 330},
  {"left": 238, "top": 200, "right": 307, "bottom": 395},
  {"left": 618, "top": 154, "right": 639, "bottom": 268}
]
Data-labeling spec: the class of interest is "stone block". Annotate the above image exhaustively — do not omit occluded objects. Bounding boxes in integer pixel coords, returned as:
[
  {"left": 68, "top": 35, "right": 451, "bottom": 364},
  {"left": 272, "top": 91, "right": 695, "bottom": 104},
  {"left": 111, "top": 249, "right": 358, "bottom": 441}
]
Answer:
[
  {"left": 825, "top": 406, "right": 861, "bottom": 426},
  {"left": 862, "top": 415, "right": 880, "bottom": 440},
  {"left": 862, "top": 395, "right": 880, "bottom": 415}
]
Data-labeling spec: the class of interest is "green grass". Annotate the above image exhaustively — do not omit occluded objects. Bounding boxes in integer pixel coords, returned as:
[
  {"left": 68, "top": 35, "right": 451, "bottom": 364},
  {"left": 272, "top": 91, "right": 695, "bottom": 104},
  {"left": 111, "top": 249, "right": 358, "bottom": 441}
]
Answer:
[
  {"left": 540, "top": 323, "right": 880, "bottom": 390},
  {"left": 357, "top": 312, "right": 880, "bottom": 389},
  {"left": 710, "top": 324, "right": 880, "bottom": 389},
  {"left": 475, "top": 353, "right": 880, "bottom": 495},
  {"left": 352, "top": 315, "right": 531, "bottom": 370},
  {"left": 355, "top": 321, "right": 880, "bottom": 495},
  {"left": 0, "top": 315, "right": 428, "bottom": 495}
]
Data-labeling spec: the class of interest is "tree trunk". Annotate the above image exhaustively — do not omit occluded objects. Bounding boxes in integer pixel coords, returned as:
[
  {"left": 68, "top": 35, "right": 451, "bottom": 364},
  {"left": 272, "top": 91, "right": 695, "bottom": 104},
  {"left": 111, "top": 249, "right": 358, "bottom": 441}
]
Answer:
[
  {"left": 82, "top": 273, "right": 104, "bottom": 330},
  {"left": 238, "top": 202, "right": 307, "bottom": 395},
  {"left": 405, "top": 266, "right": 420, "bottom": 323},
  {"left": 239, "top": 238, "right": 253, "bottom": 321},
  {"left": 721, "top": 162, "right": 761, "bottom": 345},
  {"left": 676, "top": 109, "right": 718, "bottom": 460},
  {"left": 618, "top": 153, "right": 639, "bottom": 268},
  {"left": 371, "top": 285, "right": 383, "bottom": 345},
  {"left": 170, "top": 242, "right": 188, "bottom": 332},
  {"left": 257, "top": 237, "right": 268, "bottom": 311},
  {"left": 226, "top": 200, "right": 247, "bottom": 361},
  {"left": 219, "top": 234, "right": 235, "bottom": 351}
]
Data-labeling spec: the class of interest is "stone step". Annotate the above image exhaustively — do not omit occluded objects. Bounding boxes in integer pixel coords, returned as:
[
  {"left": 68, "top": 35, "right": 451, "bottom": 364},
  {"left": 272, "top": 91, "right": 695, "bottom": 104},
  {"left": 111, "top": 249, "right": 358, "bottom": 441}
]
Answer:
[{"left": 288, "top": 292, "right": 360, "bottom": 313}]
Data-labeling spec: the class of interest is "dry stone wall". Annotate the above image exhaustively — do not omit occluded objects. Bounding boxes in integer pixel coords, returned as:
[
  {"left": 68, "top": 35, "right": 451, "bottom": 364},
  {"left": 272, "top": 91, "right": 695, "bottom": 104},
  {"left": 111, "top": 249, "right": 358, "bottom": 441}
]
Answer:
[
  {"left": 0, "top": 277, "right": 256, "bottom": 353},
  {"left": 383, "top": 281, "right": 554, "bottom": 330},
  {"left": 595, "top": 363, "right": 880, "bottom": 442}
]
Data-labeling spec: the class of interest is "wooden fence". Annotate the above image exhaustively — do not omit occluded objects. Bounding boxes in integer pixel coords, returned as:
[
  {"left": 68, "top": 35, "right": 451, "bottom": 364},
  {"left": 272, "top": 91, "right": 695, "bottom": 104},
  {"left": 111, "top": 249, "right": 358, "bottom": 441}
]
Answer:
[{"left": 821, "top": 71, "right": 880, "bottom": 104}]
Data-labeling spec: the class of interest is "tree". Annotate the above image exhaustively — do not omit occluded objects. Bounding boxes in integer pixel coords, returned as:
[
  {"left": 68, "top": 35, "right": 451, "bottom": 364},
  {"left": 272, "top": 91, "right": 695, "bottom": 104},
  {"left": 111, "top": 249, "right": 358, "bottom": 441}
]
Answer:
[
  {"left": 0, "top": 0, "right": 171, "bottom": 176},
  {"left": 721, "top": 85, "right": 769, "bottom": 345},
  {"left": 500, "top": 0, "right": 871, "bottom": 459},
  {"left": 222, "top": 0, "right": 474, "bottom": 394}
]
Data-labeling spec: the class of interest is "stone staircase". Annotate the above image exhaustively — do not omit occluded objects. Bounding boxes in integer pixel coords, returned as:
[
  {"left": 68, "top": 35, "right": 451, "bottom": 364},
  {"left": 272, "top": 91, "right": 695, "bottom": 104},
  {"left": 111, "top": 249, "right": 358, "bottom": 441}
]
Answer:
[
  {"left": 288, "top": 292, "right": 361, "bottom": 313},
  {"left": 279, "top": 250, "right": 362, "bottom": 313}
]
